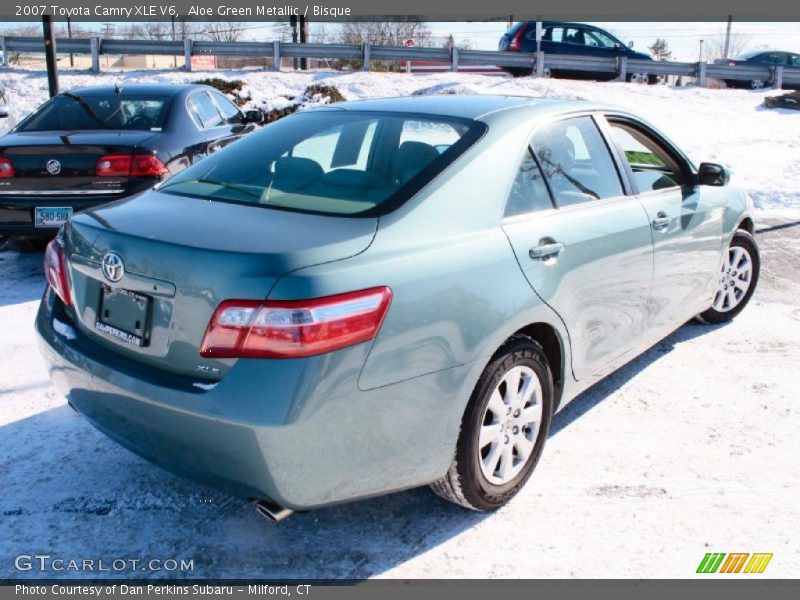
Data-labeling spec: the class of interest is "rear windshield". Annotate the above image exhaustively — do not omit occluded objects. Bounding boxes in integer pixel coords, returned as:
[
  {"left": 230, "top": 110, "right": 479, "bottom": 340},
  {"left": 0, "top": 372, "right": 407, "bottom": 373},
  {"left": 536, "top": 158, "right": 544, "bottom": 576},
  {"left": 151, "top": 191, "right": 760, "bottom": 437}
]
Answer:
[
  {"left": 15, "top": 94, "right": 170, "bottom": 132},
  {"left": 157, "top": 110, "right": 485, "bottom": 216}
]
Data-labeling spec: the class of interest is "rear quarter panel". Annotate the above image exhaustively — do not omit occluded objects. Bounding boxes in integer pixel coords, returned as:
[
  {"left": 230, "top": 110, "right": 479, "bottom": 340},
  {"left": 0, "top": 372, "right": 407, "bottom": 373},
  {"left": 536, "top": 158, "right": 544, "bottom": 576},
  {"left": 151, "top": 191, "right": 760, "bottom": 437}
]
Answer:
[{"left": 267, "top": 107, "right": 572, "bottom": 395}]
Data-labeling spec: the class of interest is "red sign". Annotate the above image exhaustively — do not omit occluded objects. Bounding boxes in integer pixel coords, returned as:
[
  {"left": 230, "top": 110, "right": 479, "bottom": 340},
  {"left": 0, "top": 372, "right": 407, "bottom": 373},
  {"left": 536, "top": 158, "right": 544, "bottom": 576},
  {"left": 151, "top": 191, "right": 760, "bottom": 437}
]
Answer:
[{"left": 403, "top": 39, "right": 415, "bottom": 48}]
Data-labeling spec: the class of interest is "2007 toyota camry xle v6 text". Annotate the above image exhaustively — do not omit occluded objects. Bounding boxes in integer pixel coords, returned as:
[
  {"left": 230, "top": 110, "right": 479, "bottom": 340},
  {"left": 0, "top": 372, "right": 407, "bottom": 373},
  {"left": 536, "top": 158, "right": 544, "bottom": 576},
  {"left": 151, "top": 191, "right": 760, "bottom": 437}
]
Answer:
[{"left": 36, "top": 95, "right": 759, "bottom": 518}]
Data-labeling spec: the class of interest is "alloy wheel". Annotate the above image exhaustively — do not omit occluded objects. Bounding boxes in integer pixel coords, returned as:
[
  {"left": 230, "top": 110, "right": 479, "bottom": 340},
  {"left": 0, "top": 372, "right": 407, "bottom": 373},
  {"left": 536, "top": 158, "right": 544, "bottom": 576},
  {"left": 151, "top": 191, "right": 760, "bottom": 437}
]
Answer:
[
  {"left": 713, "top": 245, "right": 754, "bottom": 313},
  {"left": 478, "top": 365, "right": 543, "bottom": 485}
]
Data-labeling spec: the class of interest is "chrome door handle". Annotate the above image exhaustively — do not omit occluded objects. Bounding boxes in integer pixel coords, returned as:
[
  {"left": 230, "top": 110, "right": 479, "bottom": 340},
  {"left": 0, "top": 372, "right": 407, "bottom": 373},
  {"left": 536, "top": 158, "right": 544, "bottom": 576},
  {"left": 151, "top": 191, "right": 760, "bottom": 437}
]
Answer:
[
  {"left": 529, "top": 242, "right": 565, "bottom": 260},
  {"left": 651, "top": 213, "right": 670, "bottom": 230}
]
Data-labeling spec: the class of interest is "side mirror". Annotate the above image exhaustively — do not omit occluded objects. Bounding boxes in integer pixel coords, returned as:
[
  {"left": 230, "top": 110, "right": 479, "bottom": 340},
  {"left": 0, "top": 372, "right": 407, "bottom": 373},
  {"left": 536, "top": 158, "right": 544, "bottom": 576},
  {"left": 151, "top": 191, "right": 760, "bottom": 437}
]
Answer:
[
  {"left": 698, "top": 162, "right": 730, "bottom": 186},
  {"left": 244, "top": 109, "right": 265, "bottom": 124},
  {"left": 628, "top": 41, "right": 634, "bottom": 48}
]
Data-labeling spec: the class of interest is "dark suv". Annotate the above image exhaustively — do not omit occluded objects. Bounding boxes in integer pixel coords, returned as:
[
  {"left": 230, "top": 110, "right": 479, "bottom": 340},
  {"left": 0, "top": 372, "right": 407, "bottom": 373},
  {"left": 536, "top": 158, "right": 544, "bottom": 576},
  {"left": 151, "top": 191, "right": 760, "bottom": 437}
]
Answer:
[
  {"left": 499, "top": 21, "right": 655, "bottom": 82},
  {"left": 714, "top": 51, "right": 800, "bottom": 89}
]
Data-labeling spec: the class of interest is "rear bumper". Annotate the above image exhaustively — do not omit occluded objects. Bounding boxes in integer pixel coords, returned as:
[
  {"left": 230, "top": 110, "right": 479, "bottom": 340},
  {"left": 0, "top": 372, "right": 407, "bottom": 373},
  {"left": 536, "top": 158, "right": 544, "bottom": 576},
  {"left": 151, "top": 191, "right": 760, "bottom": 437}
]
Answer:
[
  {"left": 35, "top": 289, "right": 478, "bottom": 509},
  {"left": 0, "top": 185, "right": 150, "bottom": 237}
]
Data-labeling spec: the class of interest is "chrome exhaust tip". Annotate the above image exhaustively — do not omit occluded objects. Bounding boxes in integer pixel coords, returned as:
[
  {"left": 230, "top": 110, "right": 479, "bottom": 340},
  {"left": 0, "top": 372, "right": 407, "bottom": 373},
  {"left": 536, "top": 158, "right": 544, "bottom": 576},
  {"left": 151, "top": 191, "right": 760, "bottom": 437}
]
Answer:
[{"left": 254, "top": 499, "right": 293, "bottom": 522}]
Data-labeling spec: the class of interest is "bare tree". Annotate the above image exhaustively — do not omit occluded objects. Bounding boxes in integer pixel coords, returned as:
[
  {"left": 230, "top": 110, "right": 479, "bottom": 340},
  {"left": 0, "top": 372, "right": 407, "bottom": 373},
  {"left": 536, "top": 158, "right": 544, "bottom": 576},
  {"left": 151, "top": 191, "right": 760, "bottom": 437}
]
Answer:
[
  {"left": 648, "top": 38, "right": 672, "bottom": 61},
  {"left": 339, "top": 18, "right": 433, "bottom": 71},
  {"left": 117, "top": 24, "right": 146, "bottom": 40},
  {"left": 144, "top": 22, "right": 170, "bottom": 41},
  {"left": 202, "top": 22, "right": 245, "bottom": 43},
  {"left": 705, "top": 33, "right": 751, "bottom": 61}
]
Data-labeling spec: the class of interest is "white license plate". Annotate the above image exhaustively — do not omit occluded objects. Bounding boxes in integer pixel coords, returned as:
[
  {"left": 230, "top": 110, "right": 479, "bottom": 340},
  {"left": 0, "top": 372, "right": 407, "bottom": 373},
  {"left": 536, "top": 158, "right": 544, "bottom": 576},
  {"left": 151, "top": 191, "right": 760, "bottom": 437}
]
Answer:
[{"left": 34, "top": 206, "right": 73, "bottom": 228}]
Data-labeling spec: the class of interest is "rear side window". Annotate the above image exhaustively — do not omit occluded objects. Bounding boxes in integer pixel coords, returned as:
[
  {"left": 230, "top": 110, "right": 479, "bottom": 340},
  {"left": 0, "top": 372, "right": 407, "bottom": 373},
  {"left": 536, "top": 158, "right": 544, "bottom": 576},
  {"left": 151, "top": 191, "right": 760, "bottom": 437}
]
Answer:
[
  {"left": 531, "top": 116, "right": 624, "bottom": 206},
  {"left": 608, "top": 122, "right": 688, "bottom": 191},
  {"left": 504, "top": 149, "right": 553, "bottom": 217},
  {"left": 189, "top": 92, "right": 224, "bottom": 129},
  {"left": 158, "top": 111, "right": 485, "bottom": 217},
  {"left": 211, "top": 92, "right": 244, "bottom": 125}
]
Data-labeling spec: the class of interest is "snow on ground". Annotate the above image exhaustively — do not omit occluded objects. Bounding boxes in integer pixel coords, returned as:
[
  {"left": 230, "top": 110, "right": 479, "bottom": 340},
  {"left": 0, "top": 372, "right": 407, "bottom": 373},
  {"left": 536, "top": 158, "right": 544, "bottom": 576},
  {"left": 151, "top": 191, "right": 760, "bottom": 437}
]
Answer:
[
  {"left": 1, "top": 69, "right": 799, "bottom": 579},
  {"left": 1, "top": 67, "right": 799, "bottom": 210}
]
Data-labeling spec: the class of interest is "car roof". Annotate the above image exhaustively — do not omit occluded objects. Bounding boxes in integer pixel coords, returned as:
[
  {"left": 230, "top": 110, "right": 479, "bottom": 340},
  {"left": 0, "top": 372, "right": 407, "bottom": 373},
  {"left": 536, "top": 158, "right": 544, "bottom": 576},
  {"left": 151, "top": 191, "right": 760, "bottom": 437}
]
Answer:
[
  {"left": 60, "top": 83, "right": 207, "bottom": 97},
  {"left": 308, "top": 94, "right": 623, "bottom": 122}
]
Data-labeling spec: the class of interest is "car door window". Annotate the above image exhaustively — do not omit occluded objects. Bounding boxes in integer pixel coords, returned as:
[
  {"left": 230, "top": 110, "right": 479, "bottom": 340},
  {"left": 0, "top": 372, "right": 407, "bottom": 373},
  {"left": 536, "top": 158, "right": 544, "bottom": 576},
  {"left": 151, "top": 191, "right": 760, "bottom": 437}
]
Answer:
[
  {"left": 546, "top": 27, "right": 563, "bottom": 43},
  {"left": 563, "top": 28, "right": 584, "bottom": 45},
  {"left": 761, "top": 53, "right": 786, "bottom": 65},
  {"left": 211, "top": 92, "right": 244, "bottom": 125},
  {"left": 608, "top": 121, "right": 688, "bottom": 192},
  {"left": 531, "top": 116, "right": 624, "bottom": 206},
  {"left": 189, "top": 92, "right": 224, "bottom": 129},
  {"left": 504, "top": 148, "right": 553, "bottom": 217},
  {"left": 790, "top": 54, "right": 800, "bottom": 68},
  {"left": 585, "top": 30, "right": 616, "bottom": 49}
]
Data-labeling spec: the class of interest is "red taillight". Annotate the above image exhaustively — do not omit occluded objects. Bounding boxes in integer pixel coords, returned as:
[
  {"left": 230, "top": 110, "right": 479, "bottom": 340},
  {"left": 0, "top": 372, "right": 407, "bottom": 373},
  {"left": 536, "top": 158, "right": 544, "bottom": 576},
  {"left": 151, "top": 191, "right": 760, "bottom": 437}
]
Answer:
[
  {"left": 509, "top": 28, "right": 525, "bottom": 51},
  {"left": 200, "top": 287, "right": 393, "bottom": 359},
  {"left": 131, "top": 154, "right": 168, "bottom": 177},
  {"left": 0, "top": 156, "right": 14, "bottom": 178},
  {"left": 730, "top": 61, "right": 739, "bottom": 66},
  {"left": 44, "top": 240, "right": 71, "bottom": 306},
  {"left": 96, "top": 154, "right": 167, "bottom": 178},
  {"left": 96, "top": 154, "right": 132, "bottom": 177}
]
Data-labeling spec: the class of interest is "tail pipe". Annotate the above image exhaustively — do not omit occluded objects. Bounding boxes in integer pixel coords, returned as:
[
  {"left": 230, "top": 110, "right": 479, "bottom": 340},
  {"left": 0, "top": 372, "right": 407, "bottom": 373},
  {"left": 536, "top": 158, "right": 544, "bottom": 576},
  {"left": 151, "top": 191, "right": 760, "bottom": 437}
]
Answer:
[{"left": 254, "top": 499, "right": 293, "bottom": 522}]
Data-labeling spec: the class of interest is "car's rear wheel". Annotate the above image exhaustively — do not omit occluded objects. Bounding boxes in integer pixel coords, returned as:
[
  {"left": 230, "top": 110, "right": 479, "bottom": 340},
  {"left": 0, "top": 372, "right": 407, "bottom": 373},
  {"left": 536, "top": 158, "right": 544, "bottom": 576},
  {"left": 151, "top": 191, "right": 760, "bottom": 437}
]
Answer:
[
  {"left": 750, "top": 79, "right": 766, "bottom": 90},
  {"left": 697, "top": 230, "right": 760, "bottom": 324},
  {"left": 431, "top": 335, "right": 553, "bottom": 511},
  {"left": 506, "top": 67, "right": 533, "bottom": 77},
  {"left": 628, "top": 72, "right": 650, "bottom": 84}
]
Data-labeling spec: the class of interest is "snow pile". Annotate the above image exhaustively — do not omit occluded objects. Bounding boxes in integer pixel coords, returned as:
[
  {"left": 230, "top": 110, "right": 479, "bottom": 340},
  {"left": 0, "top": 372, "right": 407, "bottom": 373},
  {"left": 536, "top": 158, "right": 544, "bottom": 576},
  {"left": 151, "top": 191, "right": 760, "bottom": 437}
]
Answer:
[{"left": 1, "top": 68, "right": 799, "bottom": 209}]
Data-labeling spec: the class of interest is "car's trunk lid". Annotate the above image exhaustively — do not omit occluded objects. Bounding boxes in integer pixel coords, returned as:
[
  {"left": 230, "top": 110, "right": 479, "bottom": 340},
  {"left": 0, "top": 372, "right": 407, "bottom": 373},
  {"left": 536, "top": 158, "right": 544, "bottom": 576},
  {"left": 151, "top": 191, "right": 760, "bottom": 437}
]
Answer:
[
  {"left": 63, "top": 190, "right": 377, "bottom": 380},
  {"left": 0, "top": 130, "right": 157, "bottom": 194}
]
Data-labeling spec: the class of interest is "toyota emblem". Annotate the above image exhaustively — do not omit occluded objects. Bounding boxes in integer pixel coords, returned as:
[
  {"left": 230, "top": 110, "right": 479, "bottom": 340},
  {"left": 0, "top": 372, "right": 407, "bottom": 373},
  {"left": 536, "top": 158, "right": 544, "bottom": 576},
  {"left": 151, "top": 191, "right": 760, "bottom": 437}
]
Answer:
[
  {"left": 101, "top": 252, "right": 125, "bottom": 283},
  {"left": 46, "top": 159, "right": 62, "bottom": 175}
]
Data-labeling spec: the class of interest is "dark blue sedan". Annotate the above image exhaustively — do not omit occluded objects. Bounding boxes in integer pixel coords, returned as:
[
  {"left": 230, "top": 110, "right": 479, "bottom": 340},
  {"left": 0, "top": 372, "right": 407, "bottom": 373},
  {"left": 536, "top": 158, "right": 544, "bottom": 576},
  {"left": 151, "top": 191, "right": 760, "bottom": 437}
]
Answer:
[{"left": 499, "top": 21, "right": 655, "bottom": 83}]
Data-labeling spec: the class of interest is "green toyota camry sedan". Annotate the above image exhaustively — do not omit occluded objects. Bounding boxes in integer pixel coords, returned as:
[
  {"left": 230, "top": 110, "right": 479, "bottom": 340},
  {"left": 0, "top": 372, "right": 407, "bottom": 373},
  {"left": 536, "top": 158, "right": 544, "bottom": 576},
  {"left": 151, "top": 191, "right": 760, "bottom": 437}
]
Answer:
[{"left": 36, "top": 95, "right": 759, "bottom": 518}]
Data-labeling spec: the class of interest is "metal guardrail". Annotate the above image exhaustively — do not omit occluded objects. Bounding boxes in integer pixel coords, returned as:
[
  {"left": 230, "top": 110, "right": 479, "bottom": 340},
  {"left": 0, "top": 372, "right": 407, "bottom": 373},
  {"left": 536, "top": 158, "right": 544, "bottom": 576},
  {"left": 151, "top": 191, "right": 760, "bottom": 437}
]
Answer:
[{"left": 1, "top": 35, "right": 798, "bottom": 88}]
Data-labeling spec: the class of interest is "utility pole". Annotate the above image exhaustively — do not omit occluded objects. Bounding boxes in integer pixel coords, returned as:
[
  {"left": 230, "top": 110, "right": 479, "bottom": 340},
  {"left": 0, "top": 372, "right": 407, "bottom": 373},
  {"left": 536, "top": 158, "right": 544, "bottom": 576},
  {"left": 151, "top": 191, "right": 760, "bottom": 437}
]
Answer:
[
  {"left": 102, "top": 23, "right": 114, "bottom": 68},
  {"left": 723, "top": 15, "right": 733, "bottom": 59},
  {"left": 290, "top": 15, "right": 298, "bottom": 70},
  {"left": 67, "top": 17, "right": 73, "bottom": 67},
  {"left": 299, "top": 15, "right": 308, "bottom": 70},
  {"left": 42, "top": 16, "right": 59, "bottom": 97},
  {"left": 172, "top": 15, "right": 177, "bottom": 68}
]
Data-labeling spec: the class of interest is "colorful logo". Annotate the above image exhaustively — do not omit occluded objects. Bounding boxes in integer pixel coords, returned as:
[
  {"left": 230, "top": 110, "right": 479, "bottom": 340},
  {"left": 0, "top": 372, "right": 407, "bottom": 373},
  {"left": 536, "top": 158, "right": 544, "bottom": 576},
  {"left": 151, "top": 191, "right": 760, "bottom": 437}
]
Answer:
[{"left": 696, "top": 553, "right": 773, "bottom": 574}]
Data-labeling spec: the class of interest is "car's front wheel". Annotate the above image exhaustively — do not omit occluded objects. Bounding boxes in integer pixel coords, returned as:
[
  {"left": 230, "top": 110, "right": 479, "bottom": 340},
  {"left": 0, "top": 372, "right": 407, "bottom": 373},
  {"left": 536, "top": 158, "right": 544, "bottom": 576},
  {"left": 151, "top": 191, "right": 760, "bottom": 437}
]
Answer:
[
  {"left": 431, "top": 336, "right": 553, "bottom": 510},
  {"left": 697, "top": 230, "right": 760, "bottom": 324}
]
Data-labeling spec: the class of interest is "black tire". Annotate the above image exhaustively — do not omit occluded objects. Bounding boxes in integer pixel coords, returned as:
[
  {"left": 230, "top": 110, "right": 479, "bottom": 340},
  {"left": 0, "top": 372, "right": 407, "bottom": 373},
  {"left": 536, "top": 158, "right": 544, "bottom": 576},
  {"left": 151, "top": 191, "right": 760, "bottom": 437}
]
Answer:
[
  {"left": 697, "top": 230, "right": 760, "bottom": 324},
  {"left": 431, "top": 335, "right": 554, "bottom": 511},
  {"left": 504, "top": 67, "right": 533, "bottom": 78}
]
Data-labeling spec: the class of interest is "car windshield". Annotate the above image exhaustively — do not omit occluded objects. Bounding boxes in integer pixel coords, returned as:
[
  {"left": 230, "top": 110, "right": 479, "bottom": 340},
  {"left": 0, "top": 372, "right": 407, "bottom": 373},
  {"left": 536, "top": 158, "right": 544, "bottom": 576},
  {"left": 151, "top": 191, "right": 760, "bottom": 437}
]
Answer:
[
  {"left": 15, "top": 93, "right": 170, "bottom": 132},
  {"left": 158, "top": 110, "right": 485, "bottom": 217}
]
